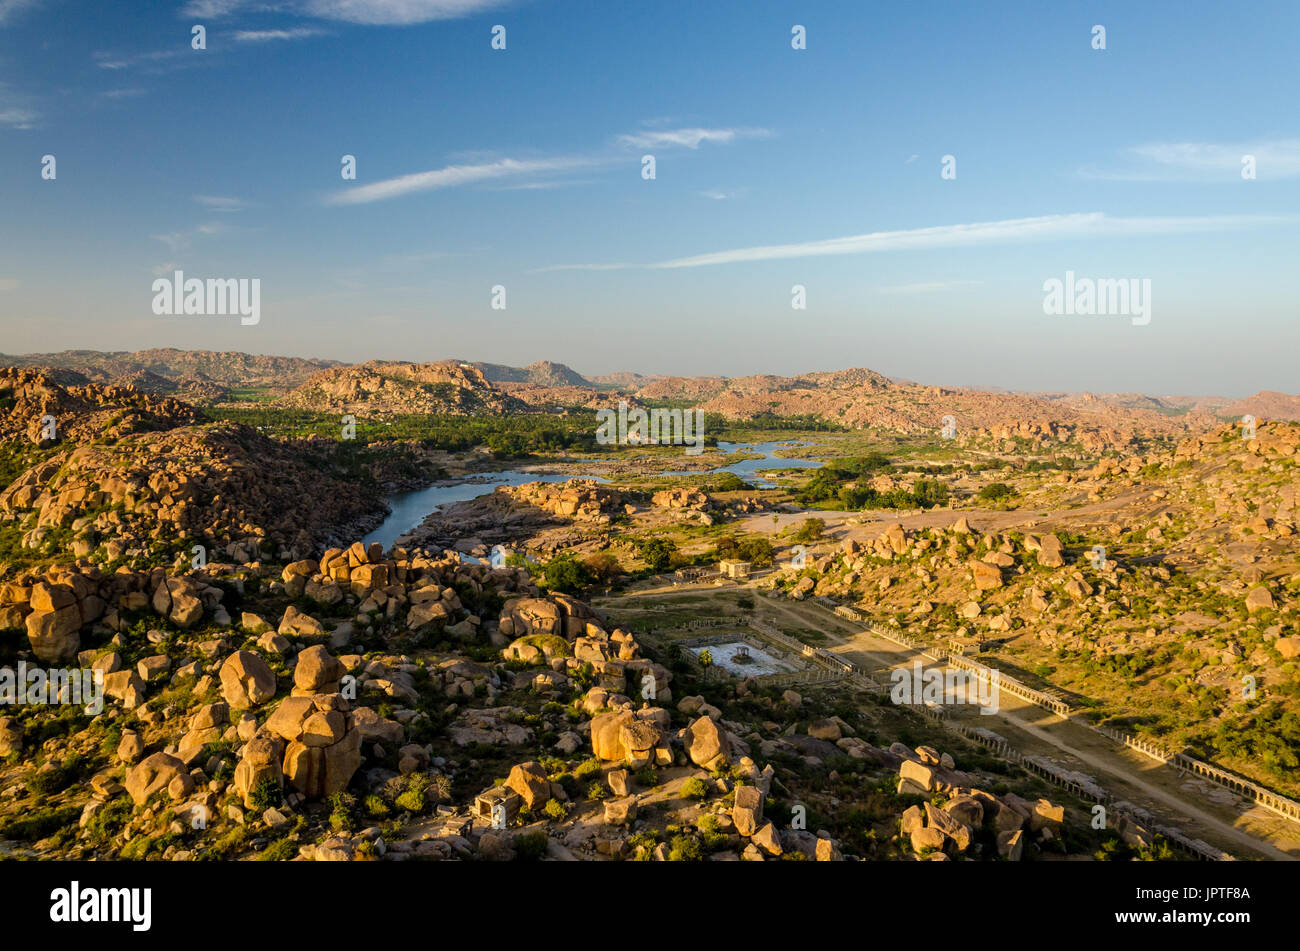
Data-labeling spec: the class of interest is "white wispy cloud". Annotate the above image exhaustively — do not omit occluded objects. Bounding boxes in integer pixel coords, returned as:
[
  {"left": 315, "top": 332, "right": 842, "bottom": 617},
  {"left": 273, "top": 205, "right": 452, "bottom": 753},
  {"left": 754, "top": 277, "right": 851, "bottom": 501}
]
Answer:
[
  {"left": 325, "top": 156, "right": 597, "bottom": 205},
  {"left": 194, "top": 195, "right": 251, "bottom": 212},
  {"left": 1079, "top": 139, "right": 1300, "bottom": 181},
  {"left": 100, "top": 87, "right": 146, "bottom": 100},
  {"left": 0, "top": 0, "right": 38, "bottom": 25},
  {"left": 181, "top": 0, "right": 246, "bottom": 15},
  {"left": 151, "top": 221, "right": 230, "bottom": 252},
  {"left": 182, "top": 0, "right": 517, "bottom": 25},
  {"left": 234, "top": 27, "right": 325, "bottom": 43},
  {"left": 617, "top": 126, "right": 770, "bottom": 150},
  {"left": 94, "top": 49, "right": 186, "bottom": 71},
  {"left": 0, "top": 81, "right": 37, "bottom": 127},
  {"left": 648, "top": 213, "right": 1290, "bottom": 269},
  {"left": 699, "top": 189, "right": 737, "bottom": 200},
  {"left": 0, "top": 105, "right": 36, "bottom": 128}
]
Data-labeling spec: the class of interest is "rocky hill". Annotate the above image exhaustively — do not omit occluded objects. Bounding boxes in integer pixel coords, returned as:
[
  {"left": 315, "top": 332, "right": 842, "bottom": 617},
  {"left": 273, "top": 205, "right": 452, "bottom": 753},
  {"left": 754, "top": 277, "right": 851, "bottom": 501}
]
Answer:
[
  {"left": 475, "top": 360, "right": 592, "bottom": 388},
  {"left": 0, "top": 420, "right": 386, "bottom": 567},
  {"left": 0, "top": 367, "right": 204, "bottom": 445},
  {"left": 0, "top": 349, "right": 341, "bottom": 396},
  {"left": 632, "top": 369, "right": 1212, "bottom": 451},
  {"left": 277, "top": 361, "right": 527, "bottom": 416},
  {"left": 1224, "top": 391, "right": 1300, "bottom": 423}
]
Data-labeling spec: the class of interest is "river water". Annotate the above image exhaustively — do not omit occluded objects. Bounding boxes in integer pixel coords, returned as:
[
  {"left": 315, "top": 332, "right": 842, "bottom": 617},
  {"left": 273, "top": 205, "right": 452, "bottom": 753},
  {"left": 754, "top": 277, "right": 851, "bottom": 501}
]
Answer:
[{"left": 362, "top": 440, "right": 821, "bottom": 551}]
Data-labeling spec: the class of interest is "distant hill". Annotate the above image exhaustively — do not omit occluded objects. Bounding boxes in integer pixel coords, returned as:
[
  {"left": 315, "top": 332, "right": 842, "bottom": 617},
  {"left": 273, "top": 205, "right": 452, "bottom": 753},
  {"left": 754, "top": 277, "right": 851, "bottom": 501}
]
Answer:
[
  {"left": 474, "top": 360, "right": 591, "bottom": 387},
  {"left": 1224, "top": 391, "right": 1300, "bottom": 422},
  {"left": 277, "top": 360, "right": 527, "bottom": 416},
  {"left": 0, "top": 348, "right": 342, "bottom": 396}
]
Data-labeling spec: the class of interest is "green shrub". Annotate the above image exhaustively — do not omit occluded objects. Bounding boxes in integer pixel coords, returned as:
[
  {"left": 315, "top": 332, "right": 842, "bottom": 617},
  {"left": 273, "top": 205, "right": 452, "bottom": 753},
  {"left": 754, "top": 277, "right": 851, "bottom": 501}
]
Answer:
[
  {"left": 681, "top": 777, "right": 710, "bottom": 800},
  {"left": 668, "top": 834, "right": 702, "bottom": 862},
  {"left": 248, "top": 778, "right": 283, "bottom": 811},
  {"left": 515, "top": 830, "right": 549, "bottom": 861}
]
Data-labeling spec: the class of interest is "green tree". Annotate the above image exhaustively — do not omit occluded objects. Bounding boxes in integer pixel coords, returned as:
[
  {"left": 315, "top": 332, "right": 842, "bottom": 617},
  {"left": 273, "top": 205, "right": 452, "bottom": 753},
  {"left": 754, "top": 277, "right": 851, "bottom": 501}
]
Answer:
[
  {"left": 640, "top": 538, "right": 678, "bottom": 572},
  {"left": 737, "top": 536, "right": 774, "bottom": 567},
  {"left": 581, "top": 551, "right": 623, "bottom": 583},
  {"left": 978, "top": 482, "right": 1014, "bottom": 502},
  {"left": 791, "top": 517, "right": 825, "bottom": 543},
  {"left": 542, "top": 554, "right": 592, "bottom": 594}
]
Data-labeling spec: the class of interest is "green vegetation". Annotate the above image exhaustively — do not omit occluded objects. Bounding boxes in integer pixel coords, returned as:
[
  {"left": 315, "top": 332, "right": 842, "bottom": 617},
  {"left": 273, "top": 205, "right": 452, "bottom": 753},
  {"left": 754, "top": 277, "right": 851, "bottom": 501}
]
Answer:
[
  {"left": 680, "top": 777, "right": 710, "bottom": 799},
  {"left": 798, "top": 454, "right": 949, "bottom": 510},
  {"left": 638, "top": 537, "right": 678, "bottom": 572},
  {"left": 790, "top": 517, "right": 825, "bottom": 543},
  {"left": 205, "top": 406, "right": 602, "bottom": 458}
]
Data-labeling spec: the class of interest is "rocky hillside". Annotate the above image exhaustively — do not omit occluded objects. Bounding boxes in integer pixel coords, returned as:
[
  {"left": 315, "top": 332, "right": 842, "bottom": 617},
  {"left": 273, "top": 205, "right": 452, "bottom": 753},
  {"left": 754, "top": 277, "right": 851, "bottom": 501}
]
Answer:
[
  {"left": 475, "top": 360, "right": 592, "bottom": 388},
  {"left": 277, "top": 361, "right": 527, "bottom": 416},
  {"left": 1224, "top": 391, "right": 1300, "bottom": 423},
  {"left": 0, "top": 420, "right": 386, "bottom": 567},
  {"left": 623, "top": 368, "right": 1219, "bottom": 451},
  {"left": 0, "top": 367, "right": 204, "bottom": 445},
  {"left": 0, "top": 349, "right": 341, "bottom": 397}
]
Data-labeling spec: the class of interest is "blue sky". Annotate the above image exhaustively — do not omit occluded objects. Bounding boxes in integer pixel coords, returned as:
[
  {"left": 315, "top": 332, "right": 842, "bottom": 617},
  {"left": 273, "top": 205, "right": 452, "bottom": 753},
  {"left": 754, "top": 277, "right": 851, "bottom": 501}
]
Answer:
[{"left": 1, "top": 0, "right": 1298, "bottom": 396}]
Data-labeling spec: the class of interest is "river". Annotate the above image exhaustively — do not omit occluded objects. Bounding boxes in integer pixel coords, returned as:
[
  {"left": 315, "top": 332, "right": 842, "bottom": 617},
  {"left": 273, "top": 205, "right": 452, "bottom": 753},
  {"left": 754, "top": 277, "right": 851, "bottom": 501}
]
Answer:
[{"left": 362, "top": 440, "right": 822, "bottom": 551}]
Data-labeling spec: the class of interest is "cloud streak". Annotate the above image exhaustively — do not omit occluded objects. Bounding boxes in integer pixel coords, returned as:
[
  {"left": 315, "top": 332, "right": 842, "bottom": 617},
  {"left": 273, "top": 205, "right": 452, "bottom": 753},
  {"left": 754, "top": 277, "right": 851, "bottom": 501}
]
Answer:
[
  {"left": 617, "top": 127, "right": 770, "bottom": 150},
  {"left": 234, "top": 27, "right": 325, "bottom": 43},
  {"left": 0, "top": 0, "right": 38, "bottom": 25},
  {"left": 324, "top": 156, "right": 599, "bottom": 205},
  {"left": 194, "top": 195, "right": 251, "bottom": 212},
  {"left": 1080, "top": 139, "right": 1300, "bottom": 181},
  {"left": 648, "top": 213, "right": 1291, "bottom": 269},
  {"left": 182, "top": 0, "right": 517, "bottom": 25}
]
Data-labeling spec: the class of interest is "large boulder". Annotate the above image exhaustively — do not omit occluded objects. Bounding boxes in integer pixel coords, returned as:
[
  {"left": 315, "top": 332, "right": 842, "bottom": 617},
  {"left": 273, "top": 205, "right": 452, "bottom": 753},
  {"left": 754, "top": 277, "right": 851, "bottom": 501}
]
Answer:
[
  {"left": 683, "top": 715, "right": 731, "bottom": 771},
  {"left": 278, "top": 605, "right": 325, "bottom": 638},
  {"left": 25, "top": 605, "right": 81, "bottom": 663},
  {"left": 590, "top": 710, "right": 635, "bottom": 762},
  {"left": 293, "top": 645, "right": 343, "bottom": 695},
  {"left": 504, "top": 761, "right": 552, "bottom": 810},
  {"left": 102, "top": 669, "right": 146, "bottom": 709},
  {"left": 1037, "top": 534, "right": 1065, "bottom": 568},
  {"left": 278, "top": 694, "right": 362, "bottom": 798},
  {"left": 732, "top": 784, "right": 763, "bottom": 837},
  {"left": 1246, "top": 587, "right": 1276, "bottom": 613},
  {"left": 151, "top": 576, "right": 205, "bottom": 628},
  {"left": 219, "top": 651, "right": 278, "bottom": 710},
  {"left": 970, "top": 560, "right": 1003, "bottom": 591},
  {"left": 125, "top": 752, "right": 190, "bottom": 805},
  {"left": 233, "top": 735, "right": 284, "bottom": 807},
  {"left": 0, "top": 717, "right": 22, "bottom": 756}
]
